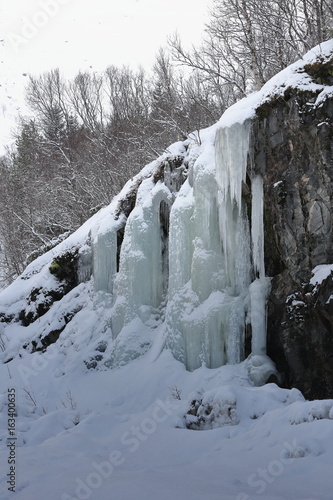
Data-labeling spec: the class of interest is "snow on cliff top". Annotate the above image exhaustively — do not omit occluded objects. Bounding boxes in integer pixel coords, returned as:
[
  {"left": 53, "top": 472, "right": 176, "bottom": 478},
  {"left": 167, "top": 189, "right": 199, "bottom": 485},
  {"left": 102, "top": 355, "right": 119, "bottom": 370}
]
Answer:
[{"left": 219, "top": 39, "right": 333, "bottom": 127}]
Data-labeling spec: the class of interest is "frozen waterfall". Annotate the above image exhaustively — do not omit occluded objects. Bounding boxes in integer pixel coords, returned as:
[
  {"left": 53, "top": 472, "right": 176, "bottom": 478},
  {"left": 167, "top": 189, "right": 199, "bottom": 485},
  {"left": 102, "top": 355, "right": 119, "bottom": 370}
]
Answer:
[
  {"left": 111, "top": 178, "right": 172, "bottom": 337},
  {"left": 166, "top": 120, "right": 270, "bottom": 369},
  {"left": 91, "top": 120, "right": 270, "bottom": 371}
]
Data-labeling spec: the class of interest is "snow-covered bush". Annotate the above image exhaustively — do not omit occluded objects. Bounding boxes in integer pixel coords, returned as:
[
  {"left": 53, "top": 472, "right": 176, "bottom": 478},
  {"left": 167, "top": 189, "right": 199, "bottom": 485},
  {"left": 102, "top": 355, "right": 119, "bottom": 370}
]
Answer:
[{"left": 184, "top": 388, "right": 239, "bottom": 430}]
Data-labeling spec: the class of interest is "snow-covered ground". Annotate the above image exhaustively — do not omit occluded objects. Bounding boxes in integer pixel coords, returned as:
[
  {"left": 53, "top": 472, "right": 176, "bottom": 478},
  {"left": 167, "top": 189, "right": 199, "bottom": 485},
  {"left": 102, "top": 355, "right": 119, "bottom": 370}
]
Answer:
[
  {"left": 1, "top": 40, "right": 333, "bottom": 500},
  {"left": 1, "top": 349, "right": 333, "bottom": 500}
]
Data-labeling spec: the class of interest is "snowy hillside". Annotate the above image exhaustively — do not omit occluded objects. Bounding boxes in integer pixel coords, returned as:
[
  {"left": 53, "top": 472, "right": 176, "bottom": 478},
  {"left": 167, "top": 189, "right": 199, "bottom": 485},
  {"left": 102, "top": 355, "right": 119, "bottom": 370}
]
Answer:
[{"left": 0, "top": 41, "right": 333, "bottom": 500}]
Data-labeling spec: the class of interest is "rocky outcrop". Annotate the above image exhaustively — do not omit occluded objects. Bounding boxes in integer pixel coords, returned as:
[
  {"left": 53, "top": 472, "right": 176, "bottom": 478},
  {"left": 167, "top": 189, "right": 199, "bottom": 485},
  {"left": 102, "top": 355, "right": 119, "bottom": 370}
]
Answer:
[{"left": 251, "top": 62, "right": 333, "bottom": 399}]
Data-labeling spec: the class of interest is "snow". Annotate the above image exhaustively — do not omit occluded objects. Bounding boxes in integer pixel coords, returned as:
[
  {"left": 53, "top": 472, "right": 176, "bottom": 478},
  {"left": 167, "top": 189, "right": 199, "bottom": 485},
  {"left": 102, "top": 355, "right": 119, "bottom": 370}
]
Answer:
[
  {"left": 1, "top": 351, "right": 333, "bottom": 500},
  {"left": 0, "top": 40, "right": 333, "bottom": 500},
  {"left": 310, "top": 264, "right": 333, "bottom": 287}
]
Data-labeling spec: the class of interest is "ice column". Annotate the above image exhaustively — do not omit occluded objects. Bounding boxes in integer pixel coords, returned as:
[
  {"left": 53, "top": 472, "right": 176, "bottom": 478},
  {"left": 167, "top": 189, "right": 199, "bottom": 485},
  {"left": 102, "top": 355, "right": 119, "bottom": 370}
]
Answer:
[
  {"left": 164, "top": 181, "right": 196, "bottom": 365},
  {"left": 215, "top": 121, "right": 252, "bottom": 363},
  {"left": 215, "top": 120, "right": 269, "bottom": 361},
  {"left": 93, "top": 230, "right": 118, "bottom": 293},
  {"left": 111, "top": 179, "right": 171, "bottom": 338},
  {"left": 215, "top": 121, "right": 251, "bottom": 211},
  {"left": 250, "top": 175, "right": 270, "bottom": 355},
  {"left": 165, "top": 159, "right": 228, "bottom": 370}
]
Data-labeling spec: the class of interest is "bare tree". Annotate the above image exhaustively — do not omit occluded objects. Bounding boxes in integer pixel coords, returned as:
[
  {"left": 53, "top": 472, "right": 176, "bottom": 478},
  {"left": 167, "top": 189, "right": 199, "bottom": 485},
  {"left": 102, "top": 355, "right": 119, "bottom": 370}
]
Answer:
[{"left": 170, "top": 0, "right": 333, "bottom": 101}]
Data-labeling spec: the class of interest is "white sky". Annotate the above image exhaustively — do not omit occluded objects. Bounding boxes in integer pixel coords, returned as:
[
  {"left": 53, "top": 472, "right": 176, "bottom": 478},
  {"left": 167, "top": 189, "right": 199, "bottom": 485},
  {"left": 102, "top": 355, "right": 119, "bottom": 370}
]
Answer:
[{"left": 0, "top": 0, "right": 212, "bottom": 151}]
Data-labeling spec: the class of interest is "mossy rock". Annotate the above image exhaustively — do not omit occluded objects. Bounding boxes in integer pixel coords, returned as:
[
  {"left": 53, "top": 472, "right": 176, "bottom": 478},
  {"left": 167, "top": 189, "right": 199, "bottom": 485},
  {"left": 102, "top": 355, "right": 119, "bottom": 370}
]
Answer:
[
  {"left": 49, "top": 250, "right": 79, "bottom": 288},
  {"left": 49, "top": 261, "right": 61, "bottom": 274}
]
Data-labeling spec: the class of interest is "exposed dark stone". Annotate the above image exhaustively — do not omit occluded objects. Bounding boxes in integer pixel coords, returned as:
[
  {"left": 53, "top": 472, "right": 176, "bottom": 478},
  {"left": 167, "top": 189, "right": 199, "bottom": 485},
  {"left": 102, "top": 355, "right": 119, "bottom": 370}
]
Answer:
[
  {"left": 114, "top": 181, "right": 140, "bottom": 220},
  {"left": 159, "top": 200, "right": 170, "bottom": 239},
  {"left": 19, "top": 288, "right": 66, "bottom": 326},
  {"left": 116, "top": 227, "right": 125, "bottom": 272},
  {"left": 25, "top": 327, "right": 65, "bottom": 353},
  {"left": 0, "top": 312, "right": 15, "bottom": 324},
  {"left": 85, "top": 354, "right": 104, "bottom": 370},
  {"left": 38, "top": 328, "right": 64, "bottom": 351},
  {"left": 160, "top": 200, "right": 171, "bottom": 296},
  {"left": 18, "top": 250, "right": 80, "bottom": 327},
  {"left": 96, "top": 341, "right": 108, "bottom": 353},
  {"left": 23, "top": 309, "right": 79, "bottom": 353},
  {"left": 153, "top": 155, "right": 187, "bottom": 192}
]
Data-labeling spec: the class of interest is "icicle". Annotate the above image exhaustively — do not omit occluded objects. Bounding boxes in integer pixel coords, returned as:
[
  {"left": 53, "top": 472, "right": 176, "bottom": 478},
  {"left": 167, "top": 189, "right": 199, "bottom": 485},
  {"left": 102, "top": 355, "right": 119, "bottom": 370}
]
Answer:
[
  {"left": 77, "top": 244, "right": 93, "bottom": 284},
  {"left": 249, "top": 277, "right": 270, "bottom": 355},
  {"left": 93, "top": 230, "right": 117, "bottom": 293},
  {"left": 215, "top": 121, "right": 251, "bottom": 211},
  {"left": 251, "top": 175, "right": 265, "bottom": 279},
  {"left": 167, "top": 182, "right": 194, "bottom": 295},
  {"left": 250, "top": 174, "right": 270, "bottom": 355},
  {"left": 215, "top": 120, "right": 269, "bottom": 364},
  {"left": 216, "top": 121, "right": 252, "bottom": 295}
]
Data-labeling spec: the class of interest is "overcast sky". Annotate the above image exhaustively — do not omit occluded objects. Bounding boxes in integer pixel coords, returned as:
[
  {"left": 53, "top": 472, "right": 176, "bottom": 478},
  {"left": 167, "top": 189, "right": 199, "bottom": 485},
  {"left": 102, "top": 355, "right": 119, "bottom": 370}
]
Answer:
[{"left": 0, "top": 0, "right": 212, "bottom": 151}]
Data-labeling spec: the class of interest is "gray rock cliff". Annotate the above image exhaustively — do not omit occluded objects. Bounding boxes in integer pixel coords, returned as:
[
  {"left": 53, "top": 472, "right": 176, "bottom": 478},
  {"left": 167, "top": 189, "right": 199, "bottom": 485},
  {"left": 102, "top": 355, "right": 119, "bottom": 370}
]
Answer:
[{"left": 251, "top": 59, "right": 333, "bottom": 399}]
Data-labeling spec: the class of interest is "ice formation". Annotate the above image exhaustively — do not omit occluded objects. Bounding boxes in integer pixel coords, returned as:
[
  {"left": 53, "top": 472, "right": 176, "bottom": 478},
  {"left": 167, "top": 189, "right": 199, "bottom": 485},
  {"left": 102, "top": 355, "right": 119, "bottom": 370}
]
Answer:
[
  {"left": 0, "top": 117, "right": 271, "bottom": 374},
  {"left": 18, "top": 39, "right": 333, "bottom": 375},
  {"left": 164, "top": 120, "right": 270, "bottom": 370},
  {"left": 111, "top": 178, "right": 171, "bottom": 336},
  {"left": 84, "top": 114, "right": 272, "bottom": 371}
]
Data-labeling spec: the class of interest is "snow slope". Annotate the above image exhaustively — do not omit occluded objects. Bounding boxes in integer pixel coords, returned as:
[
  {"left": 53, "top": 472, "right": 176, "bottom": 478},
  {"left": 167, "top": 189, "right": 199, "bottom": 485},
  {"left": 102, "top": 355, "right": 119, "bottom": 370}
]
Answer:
[
  {"left": 0, "top": 40, "right": 333, "bottom": 500},
  {"left": 1, "top": 351, "right": 333, "bottom": 500}
]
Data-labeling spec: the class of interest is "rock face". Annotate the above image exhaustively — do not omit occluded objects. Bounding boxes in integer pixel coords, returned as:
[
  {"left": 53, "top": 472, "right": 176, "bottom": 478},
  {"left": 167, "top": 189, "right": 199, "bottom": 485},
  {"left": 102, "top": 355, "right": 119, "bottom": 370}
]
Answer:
[{"left": 252, "top": 62, "right": 333, "bottom": 399}]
